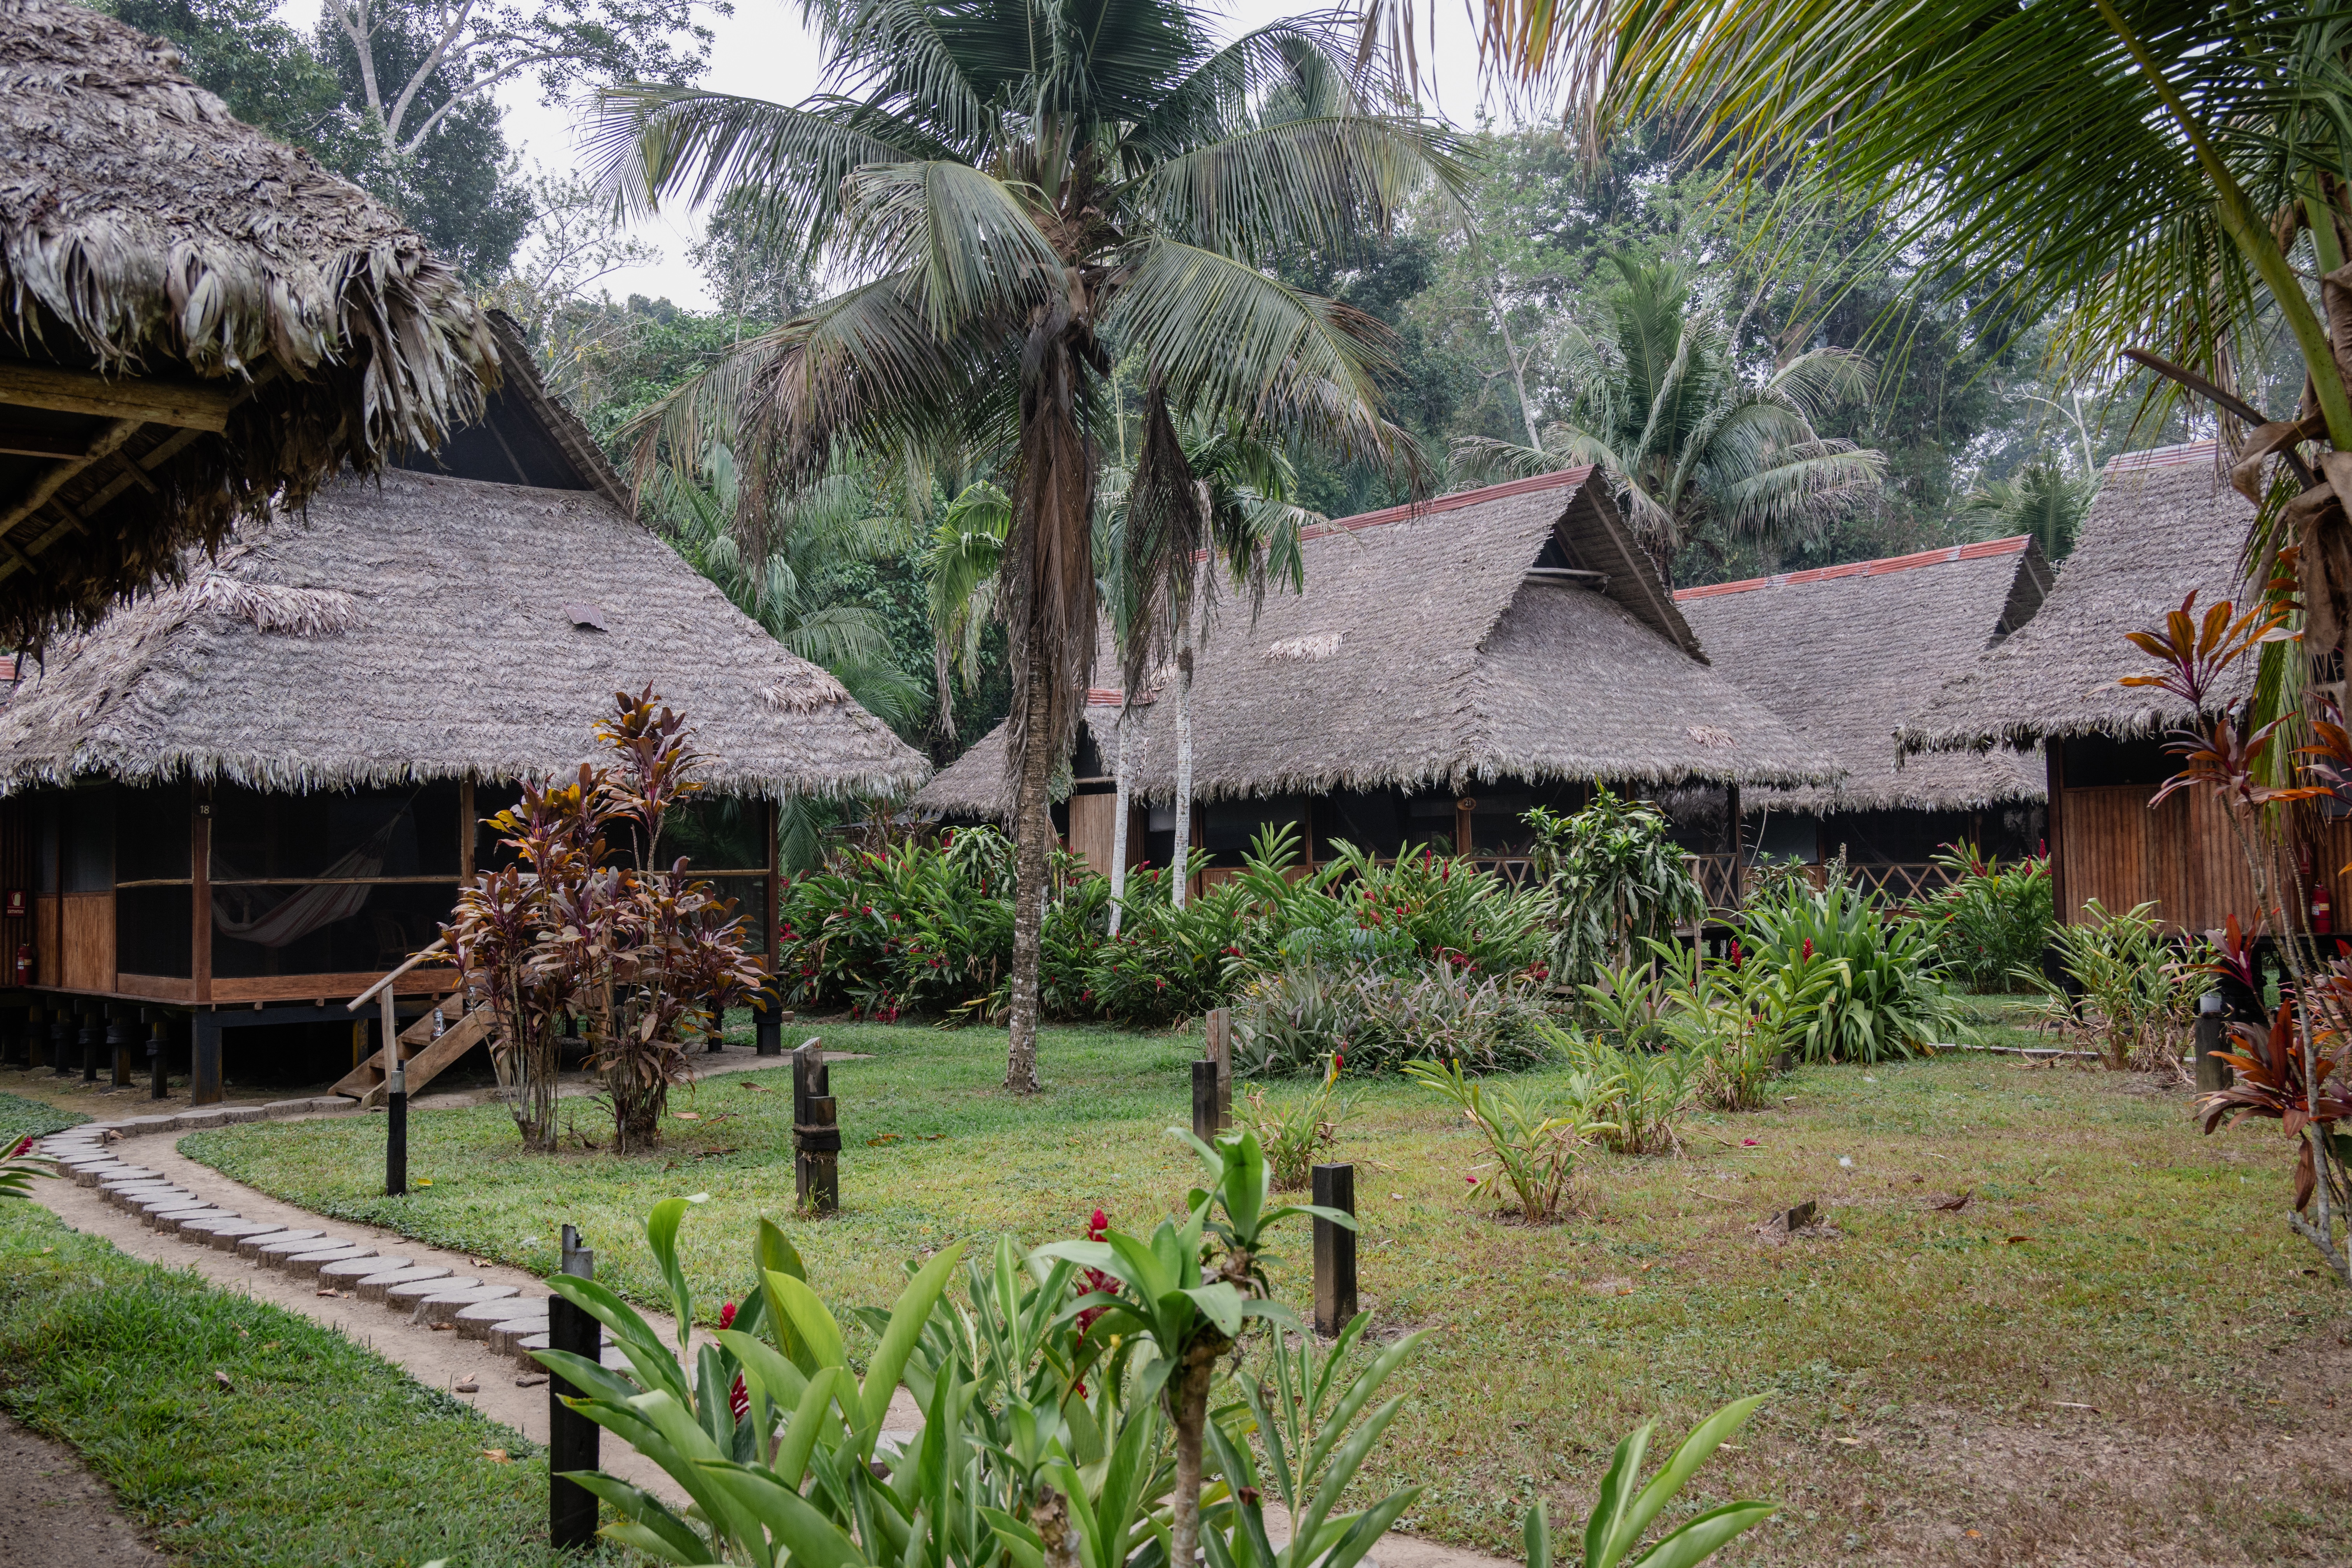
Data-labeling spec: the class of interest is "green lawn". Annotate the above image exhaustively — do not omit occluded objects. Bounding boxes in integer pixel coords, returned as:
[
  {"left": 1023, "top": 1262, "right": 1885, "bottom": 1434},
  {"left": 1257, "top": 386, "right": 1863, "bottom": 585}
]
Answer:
[
  {"left": 186, "top": 1019, "right": 2351, "bottom": 1565},
  {"left": 0, "top": 1087, "right": 87, "bottom": 1148},
  {"left": 0, "top": 1195, "right": 624, "bottom": 1566}
]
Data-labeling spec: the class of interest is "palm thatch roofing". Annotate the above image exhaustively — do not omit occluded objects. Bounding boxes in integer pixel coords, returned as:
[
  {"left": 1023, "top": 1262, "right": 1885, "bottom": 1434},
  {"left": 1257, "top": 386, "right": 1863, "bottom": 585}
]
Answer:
[
  {"left": 0, "top": 0, "right": 499, "bottom": 646},
  {"left": 916, "top": 469, "right": 1840, "bottom": 819},
  {"left": 1675, "top": 536, "right": 2052, "bottom": 812},
  {"left": 0, "top": 368, "right": 930, "bottom": 801},
  {"left": 1899, "top": 443, "right": 2256, "bottom": 756}
]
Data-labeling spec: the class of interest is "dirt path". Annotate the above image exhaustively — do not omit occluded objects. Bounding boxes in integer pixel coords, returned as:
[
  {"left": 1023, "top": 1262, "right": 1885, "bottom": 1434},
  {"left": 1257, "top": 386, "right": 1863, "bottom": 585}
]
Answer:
[{"left": 0, "top": 1411, "right": 166, "bottom": 1568}]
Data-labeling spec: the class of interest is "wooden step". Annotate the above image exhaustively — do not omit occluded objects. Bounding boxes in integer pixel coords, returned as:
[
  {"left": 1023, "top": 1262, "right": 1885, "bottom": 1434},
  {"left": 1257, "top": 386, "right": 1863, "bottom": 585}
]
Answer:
[{"left": 330, "top": 997, "right": 490, "bottom": 1104}]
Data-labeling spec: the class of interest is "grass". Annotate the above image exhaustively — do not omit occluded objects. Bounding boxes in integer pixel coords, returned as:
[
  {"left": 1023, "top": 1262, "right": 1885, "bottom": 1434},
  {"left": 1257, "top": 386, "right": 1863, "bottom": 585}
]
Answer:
[
  {"left": 0, "top": 1195, "right": 624, "bottom": 1567},
  {"left": 186, "top": 1019, "right": 2352, "bottom": 1566},
  {"left": 0, "top": 1087, "right": 87, "bottom": 1148}
]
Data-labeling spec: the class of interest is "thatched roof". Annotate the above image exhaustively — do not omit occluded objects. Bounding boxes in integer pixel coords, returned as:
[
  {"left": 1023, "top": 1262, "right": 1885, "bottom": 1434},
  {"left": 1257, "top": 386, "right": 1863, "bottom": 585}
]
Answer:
[
  {"left": 0, "top": 0, "right": 500, "bottom": 646},
  {"left": 1899, "top": 444, "right": 2256, "bottom": 756},
  {"left": 1676, "top": 537, "right": 2051, "bottom": 812},
  {"left": 916, "top": 469, "right": 1839, "bottom": 819},
  {"left": 0, "top": 464, "right": 930, "bottom": 803}
]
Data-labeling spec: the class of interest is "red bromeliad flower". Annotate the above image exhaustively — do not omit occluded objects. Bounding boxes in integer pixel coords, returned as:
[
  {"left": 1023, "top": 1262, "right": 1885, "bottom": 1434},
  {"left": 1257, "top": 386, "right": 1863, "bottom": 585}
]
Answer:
[
  {"left": 1075, "top": 1208, "right": 1119, "bottom": 1337},
  {"left": 1728, "top": 940, "right": 1743, "bottom": 970},
  {"left": 718, "top": 1302, "right": 750, "bottom": 1422},
  {"left": 1801, "top": 938, "right": 1813, "bottom": 961}
]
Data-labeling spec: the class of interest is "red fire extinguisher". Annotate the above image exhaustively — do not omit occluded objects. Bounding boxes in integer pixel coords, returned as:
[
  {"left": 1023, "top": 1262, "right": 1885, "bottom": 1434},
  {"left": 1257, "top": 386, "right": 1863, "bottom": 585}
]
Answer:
[
  {"left": 2315, "top": 882, "right": 2334, "bottom": 936},
  {"left": 13, "top": 943, "right": 29, "bottom": 984}
]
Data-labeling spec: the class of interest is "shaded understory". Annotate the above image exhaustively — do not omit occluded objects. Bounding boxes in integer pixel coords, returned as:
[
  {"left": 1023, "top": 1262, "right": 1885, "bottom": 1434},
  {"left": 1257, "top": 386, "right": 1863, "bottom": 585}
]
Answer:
[{"left": 186, "top": 1017, "right": 2352, "bottom": 1566}]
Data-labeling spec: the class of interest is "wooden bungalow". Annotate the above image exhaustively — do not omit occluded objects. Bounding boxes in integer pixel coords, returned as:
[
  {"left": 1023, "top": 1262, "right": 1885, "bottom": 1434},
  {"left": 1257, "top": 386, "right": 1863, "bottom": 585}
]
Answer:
[
  {"left": 0, "top": 316, "right": 929, "bottom": 1100},
  {"left": 915, "top": 469, "right": 1839, "bottom": 901},
  {"left": 1898, "top": 442, "right": 2315, "bottom": 933},
  {"left": 1675, "top": 536, "right": 2052, "bottom": 900}
]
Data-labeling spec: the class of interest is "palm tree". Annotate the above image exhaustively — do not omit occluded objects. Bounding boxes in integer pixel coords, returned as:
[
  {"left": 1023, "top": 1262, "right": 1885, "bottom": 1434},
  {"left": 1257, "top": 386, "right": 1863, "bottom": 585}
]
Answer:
[
  {"left": 1099, "top": 413, "right": 1316, "bottom": 920},
  {"left": 1959, "top": 460, "right": 2099, "bottom": 564},
  {"left": 1454, "top": 253, "right": 1885, "bottom": 580},
  {"left": 1484, "top": 1, "right": 2351, "bottom": 643},
  {"left": 921, "top": 479, "right": 1010, "bottom": 750},
  {"left": 596, "top": 0, "right": 1461, "bottom": 1092}
]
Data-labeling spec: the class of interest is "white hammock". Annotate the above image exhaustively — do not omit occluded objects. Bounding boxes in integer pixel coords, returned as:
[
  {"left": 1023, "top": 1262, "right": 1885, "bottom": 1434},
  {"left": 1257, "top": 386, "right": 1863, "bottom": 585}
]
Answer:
[{"left": 211, "top": 809, "right": 406, "bottom": 949}]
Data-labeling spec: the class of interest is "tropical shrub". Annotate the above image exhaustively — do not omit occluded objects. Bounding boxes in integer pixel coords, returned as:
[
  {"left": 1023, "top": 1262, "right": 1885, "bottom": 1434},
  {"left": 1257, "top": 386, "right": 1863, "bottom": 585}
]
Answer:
[
  {"left": 446, "top": 690, "right": 765, "bottom": 1152},
  {"left": 1404, "top": 1056, "right": 1603, "bottom": 1220},
  {"left": 1522, "top": 1397, "right": 1776, "bottom": 1568},
  {"left": 1232, "top": 962, "right": 1556, "bottom": 1078},
  {"left": 2033, "top": 900, "right": 2211, "bottom": 1071},
  {"left": 1919, "top": 841, "right": 2055, "bottom": 992},
  {"left": 1737, "top": 879, "right": 1969, "bottom": 1063},
  {"left": 1651, "top": 940, "right": 1827, "bottom": 1112},
  {"left": 1550, "top": 1022, "right": 1693, "bottom": 1156},
  {"left": 1530, "top": 790, "right": 1707, "bottom": 992},
  {"left": 1237, "top": 1063, "right": 1348, "bottom": 1190},
  {"left": 0, "top": 1134, "right": 50, "bottom": 1200}
]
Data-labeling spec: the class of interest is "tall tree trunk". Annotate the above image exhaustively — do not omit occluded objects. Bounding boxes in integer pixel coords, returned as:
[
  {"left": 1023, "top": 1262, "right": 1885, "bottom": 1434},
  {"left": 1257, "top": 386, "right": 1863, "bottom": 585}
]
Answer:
[
  {"left": 1005, "top": 667, "right": 1054, "bottom": 1092},
  {"left": 1108, "top": 707, "right": 1133, "bottom": 937},
  {"left": 1167, "top": 1332, "right": 1228, "bottom": 1568},
  {"left": 1171, "top": 632, "right": 1194, "bottom": 912},
  {"left": 1171, "top": 545, "right": 1207, "bottom": 910}
]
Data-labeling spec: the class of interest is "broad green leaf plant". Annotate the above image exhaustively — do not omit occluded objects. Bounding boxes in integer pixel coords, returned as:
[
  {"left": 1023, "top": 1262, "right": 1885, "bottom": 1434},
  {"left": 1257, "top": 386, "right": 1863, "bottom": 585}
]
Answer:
[{"left": 1522, "top": 1396, "right": 1775, "bottom": 1568}]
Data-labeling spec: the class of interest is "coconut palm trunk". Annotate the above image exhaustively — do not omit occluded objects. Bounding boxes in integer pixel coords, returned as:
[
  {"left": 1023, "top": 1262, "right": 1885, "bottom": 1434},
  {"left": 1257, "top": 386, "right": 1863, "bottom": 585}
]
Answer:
[
  {"left": 1169, "top": 539, "right": 1208, "bottom": 909},
  {"left": 1005, "top": 664, "right": 1055, "bottom": 1090}
]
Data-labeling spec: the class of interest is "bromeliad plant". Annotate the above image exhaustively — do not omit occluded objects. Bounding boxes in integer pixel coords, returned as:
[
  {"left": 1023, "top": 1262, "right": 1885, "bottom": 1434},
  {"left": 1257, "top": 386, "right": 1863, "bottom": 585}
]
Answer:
[
  {"left": 1736, "top": 878, "right": 1967, "bottom": 1064},
  {"left": 1521, "top": 1396, "right": 1775, "bottom": 1568},
  {"left": 1037, "top": 1128, "right": 1357, "bottom": 1568},
  {"left": 1403, "top": 1055, "right": 1608, "bottom": 1220}
]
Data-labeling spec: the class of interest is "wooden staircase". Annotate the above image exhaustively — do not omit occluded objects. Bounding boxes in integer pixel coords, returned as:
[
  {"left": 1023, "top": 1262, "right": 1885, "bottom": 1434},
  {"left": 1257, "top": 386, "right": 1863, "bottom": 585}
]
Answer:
[{"left": 331, "top": 993, "right": 493, "bottom": 1108}]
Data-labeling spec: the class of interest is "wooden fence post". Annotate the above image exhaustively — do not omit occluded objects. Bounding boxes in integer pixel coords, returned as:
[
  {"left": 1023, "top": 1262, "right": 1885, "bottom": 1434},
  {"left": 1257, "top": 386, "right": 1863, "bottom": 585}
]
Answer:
[
  {"left": 147, "top": 1013, "right": 170, "bottom": 1100},
  {"left": 2195, "top": 1010, "right": 2231, "bottom": 1093},
  {"left": 793, "top": 1038, "right": 838, "bottom": 1214},
  {"left": 549, "top": 1224, "right": 600, "bottom": 1551},
  {"left": 382, "top": 990, "right": 406, "bottom": 1197},
  {"left": 23, "top": 1004, "right": 41, "bottom": 1071},
  {"left": 1204, "top": 1008, "right": 1232, "bottom": 1129},
  {"left": 1191, "top": 1060, "right": 1220, "bottom": 1145},
  {"left": 1312, "top": 1162, "right": 1356, "bottom": 1338}
]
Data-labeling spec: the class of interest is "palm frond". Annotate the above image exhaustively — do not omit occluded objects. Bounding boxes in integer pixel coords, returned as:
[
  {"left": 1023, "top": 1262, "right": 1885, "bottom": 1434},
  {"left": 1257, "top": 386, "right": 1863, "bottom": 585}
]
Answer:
[
  {"left": 1137, "top": 114, "right": 1470, "bottom": 258},
  {"left": 843, "top": 161, "right": 1064, "bottom": 330},
  {"left": 1708, "top": 440, "right": 1889, "bottom": 539}
]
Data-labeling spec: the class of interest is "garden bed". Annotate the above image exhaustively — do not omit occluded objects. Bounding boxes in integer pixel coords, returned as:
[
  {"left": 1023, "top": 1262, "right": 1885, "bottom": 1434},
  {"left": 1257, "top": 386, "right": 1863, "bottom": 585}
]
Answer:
[{"left": 178, "top": 1017, "right": 2352, "bottom": 1565}]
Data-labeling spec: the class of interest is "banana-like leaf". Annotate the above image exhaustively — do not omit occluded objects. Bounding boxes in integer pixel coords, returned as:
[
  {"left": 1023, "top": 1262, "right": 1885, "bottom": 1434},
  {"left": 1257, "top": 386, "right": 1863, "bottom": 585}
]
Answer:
[
  {"left": 766, "top": 1267, "right": 851, "bottom": 1377},
  {"left": 704, "top": 1460, "right": 871, "bottom": 1568},
  {"left": 646, "top": 1195, "right": 703, "bottom": 1358},
  {"left": 1617, "top": 1395, "right": 1768, "bottom": 1554},
  {"left": 858, "top": 1242, "right": 968, "bottom": 1449},
  {"left": 1585, "top": 1423, "right": 1653, "bottom": 1568},
  {"left": 1524, "top": 1500, "right": 1552, "bottom": 1568},
  {"left": 1626, "top": 1501, "right": 1778, "bottom": 1568},
  {"left": 546, "top": 1274, "right": 693, "bottom": 1405},
  {"left": 564, "top": 1472, "right": 708, "bottom": 1564}
]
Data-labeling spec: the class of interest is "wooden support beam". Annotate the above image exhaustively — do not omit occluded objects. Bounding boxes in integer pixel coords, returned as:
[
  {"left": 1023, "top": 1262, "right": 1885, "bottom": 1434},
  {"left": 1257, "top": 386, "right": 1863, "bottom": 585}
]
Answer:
[
  {"left": 0, "top": 363, "right": 237, "bottom": 432},
  {"left": 0, "top": 417, "right": 141, "bottom": 542}
]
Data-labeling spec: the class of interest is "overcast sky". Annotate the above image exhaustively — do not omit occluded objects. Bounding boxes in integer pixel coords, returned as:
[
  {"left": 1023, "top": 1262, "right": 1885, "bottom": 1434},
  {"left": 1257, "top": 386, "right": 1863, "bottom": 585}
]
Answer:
[{"left": 293, "top": 0, "right": 1514, "bottom": 309}]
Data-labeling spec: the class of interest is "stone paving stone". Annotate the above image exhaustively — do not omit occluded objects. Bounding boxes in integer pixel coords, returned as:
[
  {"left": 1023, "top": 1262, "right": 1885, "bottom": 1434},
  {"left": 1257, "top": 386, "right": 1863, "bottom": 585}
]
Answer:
[
  {"left": 412, "top": 1284, "right": 518, "bottom": 1325},
  {"left": 217, "top": 1106, "right": 266, "bottom": 1124},
  {"left": 97, "top": 1174, "right": 172, "bottom": 1193},
  {"left": 251, "top": 1232, "right": 348, "bottom": 1263},
  {"left": 187, "top": 1218, "right": 279, "bottom": 1246},
  {"left": 122, "top": 1191, "right": 197, "bottom": 1214},
  {"left": 455, "top": 1297, "right": 546, "bottom": 1338},
  {"left": 236, "top": 1228, "right": 323, "bottom": 1258},
  {"left": 488, "top": 1316, "right": 552, "bottom": 1355},
  {"left": 281, "top": 1245, "right": 377, "bottom": 1279},
  {"left": 385, "top": 1275, "right": 479, "bottom": 1306},
  {"left": 153, "top": 1208, "right": 236, "bottom": 1234},
  {"left": 353, "top": 1265, "right": 452, "bottom": 1303},
  {"left": 318, "top": 1254, "right": 410, "bottom": 1284}
]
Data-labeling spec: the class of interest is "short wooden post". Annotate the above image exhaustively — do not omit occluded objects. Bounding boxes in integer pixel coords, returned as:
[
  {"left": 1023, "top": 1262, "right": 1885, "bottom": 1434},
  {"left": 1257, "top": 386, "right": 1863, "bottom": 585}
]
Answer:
[
  {"left": 108, "top": 1008, "right": 134, "bottom": 1087},
  {"left": 191, "top": 1015, "right": 222, "bottom": 1104},
  {"left": 147, "top": 1013, "right": 170, "bottom": 1101},
  {"left": 78, "top": 1003, "right": 98, "bottom": 1082},
  {"left": 753, "top": 982, "right": 782, "bottom": 1056},
  {"left": 23, "top": 1004, "right": 41, "bottom": 1070},
  {"left": 548, "top": 1224, "right": 600, "bottom": 1551},
  {"left": 796, "top": 1095, "right": 839, "bottom": 1214},
  {"left": 1191, "top": 1060, "right": 1220, "bottom": 1144},
  {"left": 1204, "top": 1008, "right": 1232, "bottom": 1129},
  {"left": 1312, "top": 1162, "right": 1357, "bottom": 1338},
  {"left": 2195, "top": 1012, "right": 2231, "bottom": 1093},
  {"left": 49, "top": 1010, "right": 71, "bottom": 1076}
]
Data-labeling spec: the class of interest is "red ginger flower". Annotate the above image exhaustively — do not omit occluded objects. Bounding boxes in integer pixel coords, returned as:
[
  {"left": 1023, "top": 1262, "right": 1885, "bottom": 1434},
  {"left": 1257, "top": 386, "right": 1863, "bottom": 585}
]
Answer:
[{"left": 718, "top": 1302, "right": 749, "bottom": 1423}]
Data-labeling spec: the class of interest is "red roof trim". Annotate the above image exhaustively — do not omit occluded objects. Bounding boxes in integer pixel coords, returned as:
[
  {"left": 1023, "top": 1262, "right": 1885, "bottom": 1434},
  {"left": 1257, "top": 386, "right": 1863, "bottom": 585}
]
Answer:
[
  {"left": 1672, "top": 535, "right": 2032, "bottom": 602},
  {"left": 1083, "top": 687, "right": 1152, "bottom": 707},
  {"left": 2104, "top": 440, "right": 2218, "bottom": 473},
  {"left": 1296, "top": 467, "right": 1594, "bottom": 541}
]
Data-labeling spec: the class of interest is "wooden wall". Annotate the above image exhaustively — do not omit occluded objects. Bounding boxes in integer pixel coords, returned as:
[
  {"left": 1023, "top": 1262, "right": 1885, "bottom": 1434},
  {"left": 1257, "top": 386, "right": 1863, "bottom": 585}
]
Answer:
[
  {"left": 1065, "top": 791, "right": 1140, "bottom": 878},
  {"left": 2054, "top": 776, "right": 2352, "bottom": 936}
]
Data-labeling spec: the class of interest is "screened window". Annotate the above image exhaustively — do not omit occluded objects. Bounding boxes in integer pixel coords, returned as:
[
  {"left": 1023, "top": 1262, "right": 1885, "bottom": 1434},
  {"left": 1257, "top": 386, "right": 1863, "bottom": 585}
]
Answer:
[
  {"left": 62, "top": 788, "right": 112, "bottom": 892},
  {"left": 117, "top": 886, "right": 192, "bottom": 976}
]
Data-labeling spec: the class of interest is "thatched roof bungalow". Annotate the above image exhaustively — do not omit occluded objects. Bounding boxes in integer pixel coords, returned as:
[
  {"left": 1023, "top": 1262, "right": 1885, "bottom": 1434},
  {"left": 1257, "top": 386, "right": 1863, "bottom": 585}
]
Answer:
[
  {"left": 1674, "top": 536, "right": 2051, "bottom": 890},
  {"left": 1897, "top": 443, "right": 2285, "bottom": 931},
  {"left": 919, "top": 469, "right": 1838, "bottom": 894},
  {"left": 0, "top": 317, "right": 927, "bottom": 1100},
  {"left": 0, "top": 0, "right": 498, "bottom": 648}
]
